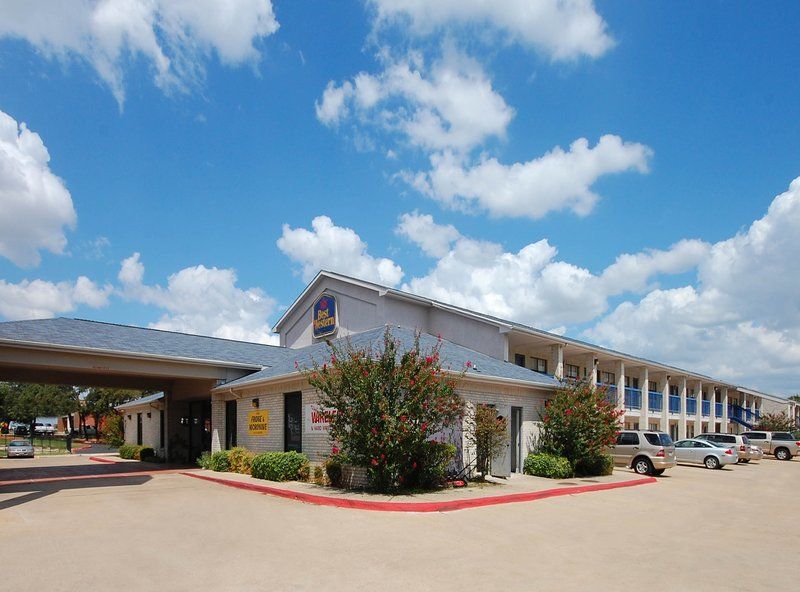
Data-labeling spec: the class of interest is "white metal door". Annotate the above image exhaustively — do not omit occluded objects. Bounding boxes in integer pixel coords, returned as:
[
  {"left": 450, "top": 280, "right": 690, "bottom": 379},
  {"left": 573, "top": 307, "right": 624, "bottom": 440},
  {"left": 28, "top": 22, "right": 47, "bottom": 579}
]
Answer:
[{"left": 490, "top": 404, "right": 511, "bottom": 478}]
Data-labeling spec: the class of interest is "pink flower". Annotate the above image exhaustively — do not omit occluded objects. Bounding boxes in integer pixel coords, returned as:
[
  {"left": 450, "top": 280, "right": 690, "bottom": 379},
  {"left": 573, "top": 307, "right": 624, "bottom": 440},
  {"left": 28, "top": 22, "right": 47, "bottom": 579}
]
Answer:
[
  {"left": 371, "top": 458, "right": 379, "bottom": 466},
  {"left": 332, "top": 446, "right": 340, "bottom": 455},
  {"left": 420, "top": 422, "right": 428, "bottom": 432},
  {"left": 425, "top": 356, "right": 433, "bottom": 364},
  {"left": 466, "top": 361, "right": 472, "bottom": 368}
]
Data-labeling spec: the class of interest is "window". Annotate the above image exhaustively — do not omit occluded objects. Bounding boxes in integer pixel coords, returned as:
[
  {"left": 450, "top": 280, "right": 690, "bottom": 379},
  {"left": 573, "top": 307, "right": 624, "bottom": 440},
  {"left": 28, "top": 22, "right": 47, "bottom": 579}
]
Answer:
[
  {"left": 600, "top": 371, "right": 615, "bottom": 385},
  {"left": 648, "top": 380, "right": 658, "bottom": 392},
  {"left": 617, "top": 432, "right": 639, "bottom": 445},
  {"left": 692, "top": 441, "right": 711, "bottom": 448},
  {"left": 670, "top": 385, "right": 679, "bottom": 396},
  {"left": 772, "top": 433, "right": 794, "bottom": 441},
  {"left": 530, "top": 357, "right": 548, "bottom": 374},
  {"left": 645, "top": 433, "right": 674, "bottom": 446},
  {"left": 743, "top": 432, "right": 765, "bottom": 440},
  {"left": 625, "top": 376, "right": 639, "bottom": 389},
  {"left": 565, "top": 364, "right": 580, "bottom": 379},
  {"left": 514, "top": 353, "right": 525, "bottom": 367},
  {"left": 675, "top": 440, "right": 690, "bottom": 448}
]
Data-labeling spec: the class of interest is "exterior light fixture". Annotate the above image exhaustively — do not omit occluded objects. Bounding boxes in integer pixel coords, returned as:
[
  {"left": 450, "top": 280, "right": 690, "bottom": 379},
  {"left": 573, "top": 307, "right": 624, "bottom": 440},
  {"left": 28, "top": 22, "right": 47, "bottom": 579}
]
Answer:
[{"left": 252, "top": 398, "right": 260, "bottom": 408}]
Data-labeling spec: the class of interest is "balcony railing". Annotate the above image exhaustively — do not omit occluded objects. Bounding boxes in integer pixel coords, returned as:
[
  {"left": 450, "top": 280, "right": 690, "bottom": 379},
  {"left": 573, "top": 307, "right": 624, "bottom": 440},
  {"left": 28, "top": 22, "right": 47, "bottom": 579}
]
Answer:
[
  {"left": 624, "top": 387, "right": 642, "bottom": 410},
  {"left": 686, "top": 398, "right": 697, "bottom": 415},
  {"left": 668, "top": 395, "right": 681, "bottom": 414},
  {"left": 715, "top": 402, "right": 723, "bottom": 417},
  {"left": 755, "top": 410, "right": 761, "bottom": 420},
  {"left": 702, "top": 400, "right": 710, "bottom": 417},
  {"left": 597, "top": 383, "right": 617, "bottom": 405},
  {"left": 745, "top": 408, "right": 753, "bottom": 421},
  {"left": 648, "top": 391, "right": 663, "bottom": 412}
]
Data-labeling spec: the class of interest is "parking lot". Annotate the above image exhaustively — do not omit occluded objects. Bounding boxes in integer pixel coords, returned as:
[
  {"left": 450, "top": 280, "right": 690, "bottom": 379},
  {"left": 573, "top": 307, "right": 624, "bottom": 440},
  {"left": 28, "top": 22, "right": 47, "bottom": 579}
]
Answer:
[{"left": 1, "top": 456, "right": 797, "bottom": 591}]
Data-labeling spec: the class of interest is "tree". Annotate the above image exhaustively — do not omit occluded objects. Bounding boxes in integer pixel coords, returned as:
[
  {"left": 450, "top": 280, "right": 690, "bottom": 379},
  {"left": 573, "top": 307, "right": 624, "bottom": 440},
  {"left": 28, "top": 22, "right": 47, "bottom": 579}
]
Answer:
[
  {"left": 305, "top": 329, "right": 464, "bottom": 492},
  {"left": 1, "top": 382, "right": 79, "bottom": 429},
  {"left": 538, "top": 381, "right": 623, "bottom": 470},
  {"left": 465, "top": 404, "right": 508, "bottom": 477},
  {"left": 788, "top": 395, "right": 800, "bottom": 403},
  {"left": 84, "top": 388, "right": 142, "bottom": 437},
  {"left": 755, "top": 411, "right": 797, "bottom": 432}
]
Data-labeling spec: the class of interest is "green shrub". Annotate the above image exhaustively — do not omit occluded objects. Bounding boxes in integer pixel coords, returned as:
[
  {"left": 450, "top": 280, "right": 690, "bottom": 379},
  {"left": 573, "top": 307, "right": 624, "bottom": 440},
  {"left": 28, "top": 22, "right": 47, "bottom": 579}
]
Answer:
[
  {"left": 137, "top": 446, "right": 155, "bottom": 461},
  {"left": 574, "top": 453, "right": 614, "bottom": 477},
  {"left": 324, "top": 453, "right": 344, "bottom": 488},
  {"left": 103, "top": 414, "right": 125, "bottom": 447},
  {"left": 251, "top": 451, "right": 309, "bottom": 482},
  {"left": 118, "top": 444, "right": 138, "bottom": 459},
  {"left": 228, "top": 447, "right": 255, "bottom": 475},
  {"left": 207, "top": 450, "right": 231, "bottom": 472},
  {"left": 197, "top": 452, "right": 213, "bottom": 470},
  {"left": 523, "top": 453, "right": 573, "bottom": 479},
  {"left": 414, "top": 441, "right": 457, "bottom": 489},
  {"left": 312, "top": 465, "right": 325, "bottom": 485}
]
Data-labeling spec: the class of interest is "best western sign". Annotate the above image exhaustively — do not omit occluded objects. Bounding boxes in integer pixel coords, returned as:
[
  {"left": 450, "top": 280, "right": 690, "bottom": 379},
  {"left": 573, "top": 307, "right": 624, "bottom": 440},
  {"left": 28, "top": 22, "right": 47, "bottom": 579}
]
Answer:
[{"left": 312, "top": 293, "right": 338, "bottom": 338}]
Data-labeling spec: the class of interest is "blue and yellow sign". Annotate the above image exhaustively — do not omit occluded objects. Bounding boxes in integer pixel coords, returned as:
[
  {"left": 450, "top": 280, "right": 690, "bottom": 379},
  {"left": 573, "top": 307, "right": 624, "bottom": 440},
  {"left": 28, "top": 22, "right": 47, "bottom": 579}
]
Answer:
[{"left": 312, "top": 293, "right": 338, "bottom": 338}]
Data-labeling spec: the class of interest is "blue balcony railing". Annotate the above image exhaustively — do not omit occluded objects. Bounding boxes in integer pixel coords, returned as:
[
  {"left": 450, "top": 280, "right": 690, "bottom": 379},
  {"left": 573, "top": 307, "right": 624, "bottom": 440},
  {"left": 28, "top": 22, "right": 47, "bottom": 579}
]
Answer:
[
  {"left": 745, "top": 409, "right": 753, "bottom": 421},
  {"left": 755, "top": 410, "right": 761, "bottom": 420},
  {"left": 648, "top": 391, "right": 663, "bottom": 412},
  {"left": 624, "top": 387, "right": 641, "bottom": 410},
  {"left": 730, "top": 405, "right": 744, "bottom": 420},
  {"left": 702, "top": 400, "right": 711, "bottom": 417},
  {"left": 668, "top": 395, "right": 681, "bottom": 414},
  {"left": 715, "top": 402, "right": 723, "bottom": 417},
  {"left": 687, "top": 398, "right": 697, "bottom": 415}
]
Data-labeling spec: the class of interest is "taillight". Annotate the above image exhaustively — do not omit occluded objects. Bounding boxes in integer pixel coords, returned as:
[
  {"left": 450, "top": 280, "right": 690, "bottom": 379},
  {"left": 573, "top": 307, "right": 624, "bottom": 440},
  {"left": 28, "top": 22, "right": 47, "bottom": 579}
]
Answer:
[
  {"left": 740, "top": 445, "right": 746, "bottom": 451},
  {"left": 656, "top": 448, "right": 665, "bottom": 457},
  {"left": 725, "top": 449, "right": 733, "bottom": 455}
]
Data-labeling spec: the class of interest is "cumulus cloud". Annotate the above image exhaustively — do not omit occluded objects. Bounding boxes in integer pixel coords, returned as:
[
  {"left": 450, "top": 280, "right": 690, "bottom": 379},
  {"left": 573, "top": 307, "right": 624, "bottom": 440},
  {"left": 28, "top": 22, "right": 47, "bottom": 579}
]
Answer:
[
  {"left": 0, "top": 276, "right": 111, "bottom": 320},
  {"left": 0, "top": 109, "right": 77, "bottom": 268},
  {"left": 118, "top": 252, "right": 278, "bottom": 344},
  {"left": 368, "top": 0, "right": 614, "bottom": 61},
  {"left": 395, "top": 211, "right": 698, "bottom": 328},
  {"left": 406, "top": 135, "right": 653, "bottom": 219},
  {"left": 316, "top": 47, "right": 514, "bottom": 153},
  {"left": 0, "top": 0, "right": 279, "bottom": 106},
  {"left": 277, "top": 216, "right": 404, "bottom": 286},
  {"left": 586, "top": 177, "right": 800, "bottom": 394}
]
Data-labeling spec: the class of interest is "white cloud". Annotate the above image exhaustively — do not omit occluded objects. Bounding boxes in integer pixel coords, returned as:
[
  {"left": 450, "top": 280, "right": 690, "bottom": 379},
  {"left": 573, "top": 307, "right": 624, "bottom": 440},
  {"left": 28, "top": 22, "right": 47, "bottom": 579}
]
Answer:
[
  {"left": 586, "top": 177, "right": 800, "bottom": 394},
  {"left": 395, "top": 211, "right": 697, "bottom": 328},
  {"left": 0, "top": 0, "right": 279, "bottom": 106},
  {"left": 277, "top": 216, "right": 404, "bottom": 286},
  {"left": 316, "top": 47, "right": 514, "bottom": 153},
  {"left": 0, "top": 109, "right": 77, "bottom": 268},
  {"left": 368, "top": 0, "right": 614, "bottom": 61},
  {"left": 406, "top": 135, "right": 652, "bottom": 219},
  {"left": 118, "top": 252, "right": 278, "bottom": 344},
  {"left": 0, "top": 276, "right": 111, "bottom": 320}
]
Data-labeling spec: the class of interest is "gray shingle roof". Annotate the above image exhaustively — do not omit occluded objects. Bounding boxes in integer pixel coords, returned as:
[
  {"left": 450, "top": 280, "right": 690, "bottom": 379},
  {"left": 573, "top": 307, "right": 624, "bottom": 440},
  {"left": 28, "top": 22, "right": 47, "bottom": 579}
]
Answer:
[
  {"left": 216, "top": 325, "right": 560, "bottom": 390},
  {"left": 0, "top": 318, "right": 287, "bottom": 368},
  {"left": 116, "top": 392, "right": 165, "bottom": 410}
]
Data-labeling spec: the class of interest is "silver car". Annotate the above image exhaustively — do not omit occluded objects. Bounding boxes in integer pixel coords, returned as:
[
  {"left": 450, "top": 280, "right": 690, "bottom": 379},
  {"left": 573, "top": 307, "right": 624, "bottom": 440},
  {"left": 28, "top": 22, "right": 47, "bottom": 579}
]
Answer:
[
  {"left": 747, "top": 444, "right": 763, "bottom": 462},
  {"left": 674, "top": 438, "right": 738, "bottom": 469},
  {"left": 5, "top": 439, "right": 34, "bottom": 458}
]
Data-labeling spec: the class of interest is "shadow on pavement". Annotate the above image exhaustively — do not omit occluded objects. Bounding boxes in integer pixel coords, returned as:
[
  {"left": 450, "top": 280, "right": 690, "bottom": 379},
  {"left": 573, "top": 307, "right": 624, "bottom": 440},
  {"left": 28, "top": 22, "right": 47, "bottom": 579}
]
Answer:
[
  {"left": 0, "top": 460, "right": 192, "bottom": 484},
  {"left": 0, "top": 475, "right": 153, "bottom": 511}
]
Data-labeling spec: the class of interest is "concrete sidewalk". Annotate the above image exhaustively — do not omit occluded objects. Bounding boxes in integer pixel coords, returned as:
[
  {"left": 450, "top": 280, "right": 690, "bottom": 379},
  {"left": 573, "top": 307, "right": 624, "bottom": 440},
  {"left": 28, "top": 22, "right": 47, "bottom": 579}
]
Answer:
[{"left": 185, "top": 468, "right": 654, "bottom": 511}]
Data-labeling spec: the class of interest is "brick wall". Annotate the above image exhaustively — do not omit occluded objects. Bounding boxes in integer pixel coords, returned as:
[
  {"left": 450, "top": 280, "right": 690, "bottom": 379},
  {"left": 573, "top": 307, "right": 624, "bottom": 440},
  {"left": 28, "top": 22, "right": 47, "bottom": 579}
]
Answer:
[{"left": 121, "top": 406, "right": 164, "bottom": 456}]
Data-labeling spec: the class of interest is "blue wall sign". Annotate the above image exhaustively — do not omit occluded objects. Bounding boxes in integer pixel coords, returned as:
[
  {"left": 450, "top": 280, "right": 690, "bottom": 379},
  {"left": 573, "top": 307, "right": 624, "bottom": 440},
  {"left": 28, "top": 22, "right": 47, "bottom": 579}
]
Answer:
[{"left": 312, "top": 294, "right": 338, "bottom": 338}]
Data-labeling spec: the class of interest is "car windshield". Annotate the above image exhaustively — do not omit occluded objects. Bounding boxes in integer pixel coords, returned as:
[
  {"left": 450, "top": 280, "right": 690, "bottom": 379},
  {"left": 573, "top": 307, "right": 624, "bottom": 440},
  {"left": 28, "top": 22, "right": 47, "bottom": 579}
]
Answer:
[{"left": 9, "top": 441, "right": 30, "bottom": 447}]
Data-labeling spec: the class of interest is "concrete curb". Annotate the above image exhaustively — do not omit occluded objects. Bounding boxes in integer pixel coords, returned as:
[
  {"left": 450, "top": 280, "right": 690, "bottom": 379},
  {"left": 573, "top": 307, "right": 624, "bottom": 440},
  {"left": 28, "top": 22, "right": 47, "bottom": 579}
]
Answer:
[
  {"left": 88, "top": 456, "right": 118, "bottom": 463},
  {"left": 181, "top": 472, "right": 657, "bottom": 512}
]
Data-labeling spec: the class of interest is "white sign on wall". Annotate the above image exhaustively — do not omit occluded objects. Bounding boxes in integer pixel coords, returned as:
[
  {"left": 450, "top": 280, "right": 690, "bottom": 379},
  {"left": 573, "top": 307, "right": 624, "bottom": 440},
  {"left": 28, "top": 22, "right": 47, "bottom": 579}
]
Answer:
[{"left": 304, "top": 404, "right": 335, "bottom": 434}]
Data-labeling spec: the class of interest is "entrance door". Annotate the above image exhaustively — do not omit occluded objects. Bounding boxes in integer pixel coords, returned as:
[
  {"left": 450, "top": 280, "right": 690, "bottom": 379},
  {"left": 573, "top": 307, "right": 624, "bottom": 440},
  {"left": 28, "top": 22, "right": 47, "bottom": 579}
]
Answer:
[
  {"left": 225, "top": 400, "right": 237, "bottom": 450},
  {"left": 510, "top": 407, "right": 522, "bottom": 473},
  {"left": 490, "top": 404, "right": 511, "bottom": 478},
  {"left": 284, "top": 392, "right": 302, "bottom": 452},
  {"left": 136, "top": 413, "right": 143, "bottom": 445}
]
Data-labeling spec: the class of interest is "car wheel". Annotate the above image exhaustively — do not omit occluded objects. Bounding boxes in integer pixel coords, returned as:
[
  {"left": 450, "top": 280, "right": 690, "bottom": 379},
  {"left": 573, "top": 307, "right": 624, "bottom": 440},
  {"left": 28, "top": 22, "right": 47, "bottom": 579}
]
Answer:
[
  {"left": 704, "top": 456, "right": 720, "bottom": 469},
  {"left": 775, "top": 448, "right": 790, "bottom": 461},
  {"left": 633, "top": 457, "right": 653, "bottom": 475},
  {"left": 740, "top": 459, "right": 750, "bottom": 463},
  {"left": 652, "top": 468, "right": 665, "bottom": 476}
]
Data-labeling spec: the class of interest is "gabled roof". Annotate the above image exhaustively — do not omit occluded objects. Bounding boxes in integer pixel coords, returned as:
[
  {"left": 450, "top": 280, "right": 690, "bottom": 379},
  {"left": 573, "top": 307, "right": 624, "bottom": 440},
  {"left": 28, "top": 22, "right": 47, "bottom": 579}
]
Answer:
[
  {"left": 116, "top": 392, "right": 165, "bottom": 410},
  {"left": 215, "top": 325, "right": 560, "bottom": 391},
  {"left": 0, "top": 317, "right": 288, "bottom": 369}
]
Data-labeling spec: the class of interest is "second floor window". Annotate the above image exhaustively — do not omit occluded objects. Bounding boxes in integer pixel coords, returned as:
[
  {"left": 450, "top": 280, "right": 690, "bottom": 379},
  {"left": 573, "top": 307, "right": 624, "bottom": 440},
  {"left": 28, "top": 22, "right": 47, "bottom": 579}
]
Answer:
[
  {"left": 565, "top": 364, "right": 580, "bottom": 379},
  {"left": 600, "top": 371, "right": 615, "bottom": 385},
  {"left": 514, "top": 354, "right": 525, "bottom": 367},
  {"left": 649, "top": 380, "right": 658, "bottom": 392},
  {"left": 530, "top": 357, "right": 547, "bottom": 374}
]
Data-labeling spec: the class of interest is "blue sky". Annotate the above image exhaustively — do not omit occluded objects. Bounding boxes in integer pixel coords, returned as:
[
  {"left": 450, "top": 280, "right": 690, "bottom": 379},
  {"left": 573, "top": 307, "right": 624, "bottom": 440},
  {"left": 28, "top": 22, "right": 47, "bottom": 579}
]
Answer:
[{"left": 1, "top": 1, "right": 799, "bottom": 395}]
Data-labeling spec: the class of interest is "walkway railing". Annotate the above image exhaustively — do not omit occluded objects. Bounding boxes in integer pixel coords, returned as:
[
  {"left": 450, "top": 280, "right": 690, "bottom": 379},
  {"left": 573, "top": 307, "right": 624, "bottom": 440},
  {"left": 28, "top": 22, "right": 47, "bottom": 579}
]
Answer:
[
  {"left": 686, "top": 398, "right": 697, "bottom": 415},
  {"left": 668, "top": 395, "right": 681, "bottom": 414},
  {"left": 715, "top": 402, "right": 723, "bottom": 417},
  {"left": 624, "top": 387, "right": 641, "bottom": 410},
  {"left": 648, "top": 391, "right": 663, "bottom": 412},
  {"left": 702, "top": 400, "right": 710, "bottom": 417}
]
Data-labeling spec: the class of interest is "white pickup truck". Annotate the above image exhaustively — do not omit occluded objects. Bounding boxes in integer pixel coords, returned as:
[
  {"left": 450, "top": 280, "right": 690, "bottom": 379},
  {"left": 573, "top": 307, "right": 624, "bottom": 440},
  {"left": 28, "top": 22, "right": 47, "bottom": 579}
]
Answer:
[
  {"left": 33, "top": 422, "right": 56, "bottom": 435},
  {"left": 741, "top": 431, "right": 800, "bottom": 461}
]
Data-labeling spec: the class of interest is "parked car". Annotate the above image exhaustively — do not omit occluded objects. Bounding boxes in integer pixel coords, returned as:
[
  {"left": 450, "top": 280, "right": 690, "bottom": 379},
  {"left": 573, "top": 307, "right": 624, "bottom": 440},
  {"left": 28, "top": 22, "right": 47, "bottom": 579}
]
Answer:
[
  {"left": 748, "top": 445, "right": 763, "bottom": 462},
  {"left": 5, "top": 439, "right": 34, "bottom": 458},
  {"left": 611, "top": 430, "right": 677, "bottom": 475},
  {"left": 13, "top": 425, "right": 29, "bottom": 436},
  {"left": 674, "top": 438, "right": 738, "bottom": 469},
  {"left": 741, "top": 431, "right": 800, "bottom": 461},
  {"left": 33, "top": 422, "right": 56, "bottom": 435},
  {"left": 696, "top": 433, "right": 754, "bottom": 463}
]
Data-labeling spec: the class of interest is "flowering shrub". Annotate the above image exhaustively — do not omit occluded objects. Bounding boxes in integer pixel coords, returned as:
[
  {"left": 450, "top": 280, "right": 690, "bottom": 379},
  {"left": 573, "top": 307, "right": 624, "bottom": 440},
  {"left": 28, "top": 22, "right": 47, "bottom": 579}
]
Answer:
[
  {"left": 305, "top": 328, "right": 464, "bottom": 492},
  {"left": 466, "top": 404, "right": 509, "bottom": 477},
  {"left": 538, "top": 380, "right": 622, "bottom": 473},
  {"left": 228, "top": 447, "right": 255, "bottom": 475}
]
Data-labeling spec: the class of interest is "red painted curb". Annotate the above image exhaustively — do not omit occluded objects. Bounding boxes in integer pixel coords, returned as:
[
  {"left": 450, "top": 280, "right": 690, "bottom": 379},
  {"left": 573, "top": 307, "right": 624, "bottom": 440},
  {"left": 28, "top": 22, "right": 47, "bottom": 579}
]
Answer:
[
  {"left": 88, "top": 456, "right": 118, "bottom": 463},
  {"left": 71, "top": 444, "right": 93, "bottom": 454},
  {"left": 0, "top": 468, "right": 195, "bottom": 487},
  {"left": 181, "top": 472, "right": 657, "bottom": 512}
]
